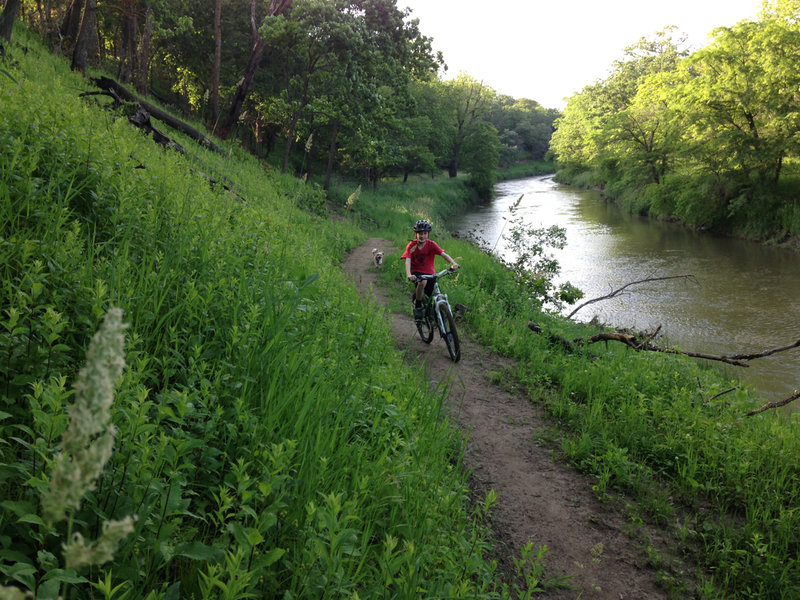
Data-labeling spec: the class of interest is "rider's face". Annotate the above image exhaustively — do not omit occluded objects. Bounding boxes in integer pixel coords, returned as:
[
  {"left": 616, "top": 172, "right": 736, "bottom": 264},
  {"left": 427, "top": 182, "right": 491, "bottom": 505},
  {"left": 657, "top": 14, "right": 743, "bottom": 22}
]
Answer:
[{"left": 415, "top": 230, "right": 429, "bottom": 242}]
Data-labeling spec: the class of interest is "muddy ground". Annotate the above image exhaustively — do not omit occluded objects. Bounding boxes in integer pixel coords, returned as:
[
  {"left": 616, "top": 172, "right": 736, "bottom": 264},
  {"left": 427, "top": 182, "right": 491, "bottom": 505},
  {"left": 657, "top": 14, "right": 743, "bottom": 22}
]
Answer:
[{"left": 342, "top": 238, "right": 687, "bottom": 599}]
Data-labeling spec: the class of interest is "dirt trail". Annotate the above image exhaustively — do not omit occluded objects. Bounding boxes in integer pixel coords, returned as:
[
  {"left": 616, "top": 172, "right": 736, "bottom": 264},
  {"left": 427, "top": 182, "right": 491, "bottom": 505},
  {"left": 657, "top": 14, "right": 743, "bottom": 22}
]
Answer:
[{"left": 343, "top": 238, "right": 676, "bottom": 599}]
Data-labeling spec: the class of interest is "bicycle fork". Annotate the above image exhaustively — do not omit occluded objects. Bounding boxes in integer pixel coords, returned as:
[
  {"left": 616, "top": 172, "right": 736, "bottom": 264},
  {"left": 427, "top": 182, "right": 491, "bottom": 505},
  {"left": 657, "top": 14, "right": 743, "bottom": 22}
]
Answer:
[{"left": 433, "top": 293, "right": 448, "bottom": 336}]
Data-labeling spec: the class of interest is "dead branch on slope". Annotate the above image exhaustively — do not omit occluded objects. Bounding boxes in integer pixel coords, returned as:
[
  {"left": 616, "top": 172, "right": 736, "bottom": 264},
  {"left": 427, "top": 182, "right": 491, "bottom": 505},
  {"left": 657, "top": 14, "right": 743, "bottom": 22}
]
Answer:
[
  {"left": 531, "top": 323, "right": 800, "bottom": 416},
  {"left": 86, "top": 76, "right": 224, "bottom": 154},
  {"left": 572, "top": 327, "right": 755, "bottom": 367},
  {"left": 746, "top": 389, "right": 800, "bottom": 416}
]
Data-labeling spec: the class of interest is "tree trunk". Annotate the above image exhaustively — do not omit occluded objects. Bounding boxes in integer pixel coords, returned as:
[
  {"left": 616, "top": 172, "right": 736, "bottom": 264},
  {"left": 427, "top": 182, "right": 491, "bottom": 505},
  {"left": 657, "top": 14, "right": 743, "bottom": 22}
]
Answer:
[
  {"left": 323, "top": 118, "right": 339, "bottom": 191},
  {"left": 218, "top": 0, "right": 292, "bottom": 139},
  {"left": 34, "top": 0, "right": 53, "bottom": 39},
  {"left": 209, "top": 0, "right": 222, "bottom": 128},
  {"left": 282, "top": 113, "right": 299, "bottom": 173},
  {"left": 135, "top": 5, "right": 152, "bottom": 94},
  {"left": 59, "top": 0, "right": 84, "bottom": 53},
  {"left": 219, "top": 37, "right": 266, "bottom": 139},
  {"left": 448, "top": 159, "right": 458, "bottom": 178},
  {"left": 0, "top": 0, "right": 22, "bottom": 42},
  {"left": 71, "top": 0, "right": 97, "bottom": 73},
  {"left": 117, "top": 0, "right": 138, "bottom": 84}
]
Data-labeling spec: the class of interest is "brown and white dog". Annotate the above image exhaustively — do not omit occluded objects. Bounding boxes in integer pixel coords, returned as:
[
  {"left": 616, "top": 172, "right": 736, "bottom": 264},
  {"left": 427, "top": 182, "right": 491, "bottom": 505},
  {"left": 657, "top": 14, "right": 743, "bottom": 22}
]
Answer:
[{"left": 371, "top": 248, "right": 384, "bottom": 267}]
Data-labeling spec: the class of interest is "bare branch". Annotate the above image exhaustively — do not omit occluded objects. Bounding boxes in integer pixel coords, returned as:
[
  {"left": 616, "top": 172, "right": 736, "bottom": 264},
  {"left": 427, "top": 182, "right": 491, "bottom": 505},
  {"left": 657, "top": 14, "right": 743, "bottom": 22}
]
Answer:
[
  {"left": 746, "top": 389, "right": 800, "bottom": 416},
  {"left": 724, "top": 338, "right": 800, "bottom": 361},
  {"left": 707, "top": 386, "right": 738, "bottom": 403},
  {"left": 572, "top": 330, "right": 751, "bottom": 366},
  {"left": 567, "top": 275, "right": 695, "bottom": 319}
]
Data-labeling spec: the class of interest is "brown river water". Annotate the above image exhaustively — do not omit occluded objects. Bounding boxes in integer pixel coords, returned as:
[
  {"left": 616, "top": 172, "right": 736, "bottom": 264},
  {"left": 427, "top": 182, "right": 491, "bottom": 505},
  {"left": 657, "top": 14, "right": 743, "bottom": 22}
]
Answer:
[{"left": 449, "top": 175, "right": 800, "bottom": 405}]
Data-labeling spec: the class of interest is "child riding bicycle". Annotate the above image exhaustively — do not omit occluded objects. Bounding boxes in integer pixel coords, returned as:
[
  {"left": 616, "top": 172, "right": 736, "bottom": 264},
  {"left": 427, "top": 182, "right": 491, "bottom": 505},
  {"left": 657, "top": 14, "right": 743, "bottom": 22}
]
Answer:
[{"left": 401, "top": 219, "right": 459, "bottom": 320}]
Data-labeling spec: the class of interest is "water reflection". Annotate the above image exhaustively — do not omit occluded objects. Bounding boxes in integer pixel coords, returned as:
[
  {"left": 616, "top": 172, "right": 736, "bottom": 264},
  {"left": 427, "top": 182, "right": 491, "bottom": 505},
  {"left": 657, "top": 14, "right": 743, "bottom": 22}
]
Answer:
[{"left": 450, "top": 175, "right": 800, "bottom": 404}]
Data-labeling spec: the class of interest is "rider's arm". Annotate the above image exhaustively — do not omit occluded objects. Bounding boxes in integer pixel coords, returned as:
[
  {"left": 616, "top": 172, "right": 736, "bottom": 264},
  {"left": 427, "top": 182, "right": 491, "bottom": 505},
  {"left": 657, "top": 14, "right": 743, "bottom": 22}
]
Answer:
[
  {"left": 440, "top": 252, "right": 459, "bottom": 270},
  {"left": 404, "top": 257, "right": 416, "bottom": 281}
]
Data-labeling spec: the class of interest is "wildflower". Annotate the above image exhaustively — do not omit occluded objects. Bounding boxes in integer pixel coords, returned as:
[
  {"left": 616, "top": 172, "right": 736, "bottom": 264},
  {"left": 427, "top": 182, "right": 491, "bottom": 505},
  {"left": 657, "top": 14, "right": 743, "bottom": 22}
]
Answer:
[
  {"left": 0, "top": 585, "right": 34, "bottom": 599},
  {"left": 40, "top": 307, "right": 127, "bottom": 524},
  {"left": 63, "top": 515, "right": 136, "bottom": 570}
]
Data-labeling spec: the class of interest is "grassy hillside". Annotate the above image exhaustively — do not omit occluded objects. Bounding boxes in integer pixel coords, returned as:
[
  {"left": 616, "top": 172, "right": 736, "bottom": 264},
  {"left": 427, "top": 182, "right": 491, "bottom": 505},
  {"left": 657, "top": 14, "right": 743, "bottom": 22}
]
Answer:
[{"left": 0, "top": 29, "right": 505, "bottom": 599}]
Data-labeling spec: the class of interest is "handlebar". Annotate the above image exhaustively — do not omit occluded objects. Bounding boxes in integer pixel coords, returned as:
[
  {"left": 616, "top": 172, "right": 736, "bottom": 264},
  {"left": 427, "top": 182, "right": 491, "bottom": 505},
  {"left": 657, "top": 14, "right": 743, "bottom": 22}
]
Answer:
[{"left": 418, "top": 267, "right": 459, "bottom": 281}]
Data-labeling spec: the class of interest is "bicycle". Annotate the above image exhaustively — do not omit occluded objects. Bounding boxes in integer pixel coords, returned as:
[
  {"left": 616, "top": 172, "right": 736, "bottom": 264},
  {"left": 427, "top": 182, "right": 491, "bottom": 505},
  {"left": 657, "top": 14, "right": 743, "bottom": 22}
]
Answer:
[{"left": 413, "top": 268, "right": 461, "bottom": 362}]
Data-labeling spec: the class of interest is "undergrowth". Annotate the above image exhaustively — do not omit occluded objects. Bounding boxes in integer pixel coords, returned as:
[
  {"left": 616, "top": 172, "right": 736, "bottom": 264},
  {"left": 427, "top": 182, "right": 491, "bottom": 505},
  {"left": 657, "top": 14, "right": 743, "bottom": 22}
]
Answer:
[{"left": 0, "top": 29, "right": 508, "bottom": 600}]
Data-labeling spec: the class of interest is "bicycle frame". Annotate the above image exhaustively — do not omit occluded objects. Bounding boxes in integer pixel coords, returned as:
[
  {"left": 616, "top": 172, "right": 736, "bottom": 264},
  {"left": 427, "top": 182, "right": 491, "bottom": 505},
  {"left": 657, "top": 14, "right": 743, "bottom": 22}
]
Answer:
[
  {"left": 416, "top": 268, "right": 460, "bottom": 361},
  {"left": 419, "top": 268, "right": 454, "bottom": 323}
]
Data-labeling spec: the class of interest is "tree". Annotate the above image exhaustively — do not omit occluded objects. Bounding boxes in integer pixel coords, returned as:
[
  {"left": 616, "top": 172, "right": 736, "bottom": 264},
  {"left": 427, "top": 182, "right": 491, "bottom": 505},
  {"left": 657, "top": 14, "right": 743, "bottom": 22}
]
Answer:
[
  {"left": 117, "top": 0, "right": 140, "bottom": 84},
  {"left": 549, "top": 85, "right": 607, "bottom": 176},
  {"left": 59, "top": 0, "right": 85, "bottom": 53},
  {"left": 601, "top": 70, "right": 683, "bottom": 186},
  {"left": 681, "top": 18, "right": 800, "bottom": 186},
  {"left": 218, "top": 0, "right": 292, "bottom": 139},
  {"left": 551, "top": 28, "right": 688, "bottom": 184},
  {"left": 461, "top": 120, "right": 500, "bottom": 199},
  {"left": 209, "top": 0, "right": 222, "bottom": 126},
  {"left": 443, "top": 75, "right": 493, "bottom": 178},
  {"left": 71, "top": 0, "right": 98, "bottom": 73},
  {"left": 486, "top": 95, "right": 558, "bottom": 163},
  {"left": 0, "top": 0, "right": 21, "bottom": 42}
]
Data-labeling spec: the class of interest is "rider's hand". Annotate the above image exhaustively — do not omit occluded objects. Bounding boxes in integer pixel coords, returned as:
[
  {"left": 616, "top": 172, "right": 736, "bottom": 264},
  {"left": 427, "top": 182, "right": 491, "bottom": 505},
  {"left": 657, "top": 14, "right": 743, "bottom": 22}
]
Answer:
[
  {"left": 449, "top": 263, "right": 460, "bottom": 271},
  {"left": 408, "top": 275, "right": 417, "bottom": 282}
]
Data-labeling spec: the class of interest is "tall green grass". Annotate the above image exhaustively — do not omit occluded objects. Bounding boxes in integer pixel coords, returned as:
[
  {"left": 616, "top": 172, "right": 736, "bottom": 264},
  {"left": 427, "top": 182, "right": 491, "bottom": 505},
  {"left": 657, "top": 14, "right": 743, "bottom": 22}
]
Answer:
[{"left": 1, "top": 29, "right": 509, "bottom": 599}]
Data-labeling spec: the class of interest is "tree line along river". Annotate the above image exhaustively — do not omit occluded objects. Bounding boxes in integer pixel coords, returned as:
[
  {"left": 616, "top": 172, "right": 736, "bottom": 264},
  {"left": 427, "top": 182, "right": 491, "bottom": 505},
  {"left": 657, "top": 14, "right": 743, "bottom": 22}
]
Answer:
[{"left": 449, "top": 175, "right": 800, "bottom": 407}]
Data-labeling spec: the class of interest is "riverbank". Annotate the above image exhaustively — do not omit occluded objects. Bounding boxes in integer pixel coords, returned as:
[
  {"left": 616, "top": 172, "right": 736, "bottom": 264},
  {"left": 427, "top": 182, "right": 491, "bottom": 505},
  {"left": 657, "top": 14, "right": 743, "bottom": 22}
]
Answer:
[
  {"left": 554, "top": 168, "right": 800, "bottom": 251},
  {"left": 447, "top": 174, "right": 800, "bottom": 405}
]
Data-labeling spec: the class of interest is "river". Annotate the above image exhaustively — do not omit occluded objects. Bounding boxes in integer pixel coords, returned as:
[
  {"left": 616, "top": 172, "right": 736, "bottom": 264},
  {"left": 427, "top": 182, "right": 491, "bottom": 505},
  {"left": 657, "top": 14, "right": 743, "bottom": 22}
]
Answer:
[{"left": 449, "top": 174, "right": 800, "bottom": 405}]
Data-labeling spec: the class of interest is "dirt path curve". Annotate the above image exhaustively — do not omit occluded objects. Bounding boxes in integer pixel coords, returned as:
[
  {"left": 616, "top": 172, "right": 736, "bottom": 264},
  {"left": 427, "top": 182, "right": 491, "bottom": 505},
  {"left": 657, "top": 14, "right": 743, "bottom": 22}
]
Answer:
[{"left": 343, "top": 238, "right": 673, "bottom": 600}]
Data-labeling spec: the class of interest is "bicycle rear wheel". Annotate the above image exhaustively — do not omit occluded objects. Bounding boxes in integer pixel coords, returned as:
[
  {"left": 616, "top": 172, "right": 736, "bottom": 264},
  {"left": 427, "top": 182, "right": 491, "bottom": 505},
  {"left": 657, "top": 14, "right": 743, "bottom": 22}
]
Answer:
[
  {"left": 439, "top": 304, "right": 460, "bottom": 362},
  {"left": 415, "top": 304, "right": 434, "bottom": 343}
]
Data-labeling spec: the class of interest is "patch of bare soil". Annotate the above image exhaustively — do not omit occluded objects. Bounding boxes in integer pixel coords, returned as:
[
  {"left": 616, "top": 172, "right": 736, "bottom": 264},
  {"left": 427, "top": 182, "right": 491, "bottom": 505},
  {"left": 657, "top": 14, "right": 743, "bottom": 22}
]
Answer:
[{"left": 343, "top": 238, "right": 680, "bottom": 599}]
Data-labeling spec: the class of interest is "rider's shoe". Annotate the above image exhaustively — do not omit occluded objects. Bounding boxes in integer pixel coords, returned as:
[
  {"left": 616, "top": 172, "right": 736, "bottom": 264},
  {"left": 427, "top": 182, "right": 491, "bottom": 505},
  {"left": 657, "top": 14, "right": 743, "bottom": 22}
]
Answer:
[{"left": 413, "top": 303, "right": 424, "bottom": 320}]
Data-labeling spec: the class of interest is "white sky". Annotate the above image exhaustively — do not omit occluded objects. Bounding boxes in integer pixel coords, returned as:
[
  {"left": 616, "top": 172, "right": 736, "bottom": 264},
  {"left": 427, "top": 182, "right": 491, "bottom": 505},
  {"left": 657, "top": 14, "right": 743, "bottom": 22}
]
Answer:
[{"left": 400, "top": 0, "right": 762, "bottom": 109}]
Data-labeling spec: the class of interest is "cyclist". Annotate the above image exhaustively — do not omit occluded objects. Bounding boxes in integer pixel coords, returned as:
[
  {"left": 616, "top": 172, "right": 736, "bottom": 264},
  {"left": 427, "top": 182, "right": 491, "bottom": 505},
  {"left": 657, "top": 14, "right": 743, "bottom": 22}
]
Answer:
[{"left": 402, "top": 219, "right": 459, "bottom": 320}]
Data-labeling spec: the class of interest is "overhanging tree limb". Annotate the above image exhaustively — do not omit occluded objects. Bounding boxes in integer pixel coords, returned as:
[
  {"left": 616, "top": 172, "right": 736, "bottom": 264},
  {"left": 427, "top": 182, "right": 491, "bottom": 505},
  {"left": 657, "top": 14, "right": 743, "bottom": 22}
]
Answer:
[
  {"left": 567, "top": 275, "right": 695, "bottom": 319},
  {"left": 746, "top": 390, "right": 800, "bottom": 416}
]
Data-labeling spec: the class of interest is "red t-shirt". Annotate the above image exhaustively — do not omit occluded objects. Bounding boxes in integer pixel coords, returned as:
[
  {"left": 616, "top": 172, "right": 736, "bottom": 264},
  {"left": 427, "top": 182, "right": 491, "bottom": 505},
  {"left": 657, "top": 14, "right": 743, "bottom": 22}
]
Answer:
[{"left": 401, "top": 239, "right": 443, "bottom": 275}]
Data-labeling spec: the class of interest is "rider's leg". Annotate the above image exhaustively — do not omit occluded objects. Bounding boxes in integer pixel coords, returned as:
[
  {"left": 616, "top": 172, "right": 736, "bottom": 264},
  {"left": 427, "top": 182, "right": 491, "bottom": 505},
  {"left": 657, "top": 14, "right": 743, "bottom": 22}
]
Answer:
[
  {"left": 414, "top": 281, "right": 426, "bottom": 305},
  {"left": 413, "top": 280, "right": 426, "bottom": 320}
]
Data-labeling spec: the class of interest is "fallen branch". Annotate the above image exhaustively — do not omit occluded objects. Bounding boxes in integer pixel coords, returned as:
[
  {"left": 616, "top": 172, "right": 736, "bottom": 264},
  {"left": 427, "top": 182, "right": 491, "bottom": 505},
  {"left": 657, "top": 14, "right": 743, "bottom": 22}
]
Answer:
[
  {"left": 567, "top": 275, "right": 695, "bottom": 319},
  {"left": 87, "top": 76, "right": 224, "bottom": 154},
  {"left": 722, "top": 338, "right": 800, "bottom": 361},
  {"left": 572, "top": 330, "right": 751, "bottom": 366},
  {"left": 707, "top": 386, "right": 738, "bottom": 403},
  {"left": 128, "top": 105, "right": 185, "bottom": 153},
  {"left": 746, "top": 389, "right": 800, "bottom": 416}
]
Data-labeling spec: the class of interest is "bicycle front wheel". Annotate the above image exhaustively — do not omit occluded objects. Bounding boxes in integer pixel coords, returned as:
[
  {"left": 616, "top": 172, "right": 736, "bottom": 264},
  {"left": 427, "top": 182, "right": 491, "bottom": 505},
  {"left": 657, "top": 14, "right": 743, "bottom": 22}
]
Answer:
[
  {"left": 415, "top": 306, "right": 434, "bottom": 344},
  {"left": 438, "top": 304, "right": 460, "bottom": 362}
]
